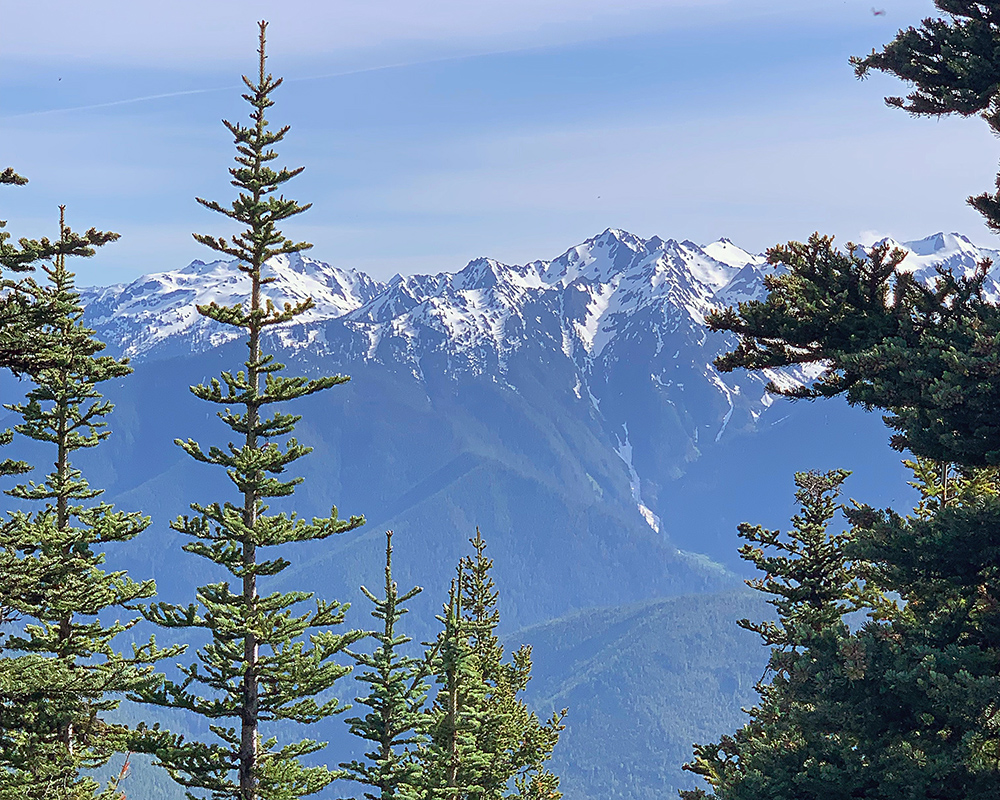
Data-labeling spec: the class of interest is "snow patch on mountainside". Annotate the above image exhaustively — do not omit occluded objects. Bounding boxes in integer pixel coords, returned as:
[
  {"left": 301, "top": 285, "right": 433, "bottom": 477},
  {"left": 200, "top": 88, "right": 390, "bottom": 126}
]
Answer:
[{"left": 615, "top": 423, "right": 662, "bottom": 535}]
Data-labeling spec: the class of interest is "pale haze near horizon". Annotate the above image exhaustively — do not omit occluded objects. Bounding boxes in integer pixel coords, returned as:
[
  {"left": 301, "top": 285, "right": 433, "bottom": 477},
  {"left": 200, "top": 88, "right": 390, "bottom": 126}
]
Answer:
[{"left": 1, "top": 0, "right": 989, "bottom": 286}]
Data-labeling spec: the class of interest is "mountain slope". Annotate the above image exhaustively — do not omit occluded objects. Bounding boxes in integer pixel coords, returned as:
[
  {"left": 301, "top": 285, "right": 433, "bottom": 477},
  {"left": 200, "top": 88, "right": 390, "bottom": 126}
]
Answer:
[
  {"left": 76, "top": 226, "right": 981, "bottom": 579},
  {"left": 50, "top": 226, "right": 984, "bottom": 799},
  {"left": 518, "top": 591, "right": 772, "bottom": 800}
]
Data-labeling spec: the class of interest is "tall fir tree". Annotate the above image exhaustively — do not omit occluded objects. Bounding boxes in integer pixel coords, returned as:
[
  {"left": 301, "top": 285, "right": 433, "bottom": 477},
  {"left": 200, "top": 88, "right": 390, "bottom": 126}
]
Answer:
[
  {"left": 685, "top": 4, "right": 1000, "bottom": 796},
  {"left": 0, "top": 167, "right": 119, "bottom": 502},
  {"left": 0, "top": 207, "right": 170, "bottom": 799},
  {"left": 699, "top": 242, "right": 1000, "bottom": 796},
  {"left": 135, "top": 21, "right": 365, "bottom": 800},
  {"left": 341, "top": 530, "right": 429, "bottom": 800},
  {"left": 418, "top": 531, "right": 564, "bottom": 800}
]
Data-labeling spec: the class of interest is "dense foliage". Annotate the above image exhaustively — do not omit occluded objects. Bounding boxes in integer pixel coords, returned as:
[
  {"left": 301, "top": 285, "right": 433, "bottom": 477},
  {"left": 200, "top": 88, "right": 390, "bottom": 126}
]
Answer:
[
  {"left": 0, "top": 209, "right": 170, "bottom": 798},
  {"left": 707, "top": 234, "right": 1000, "bottom": 465},
  {"left": 682, "top": 465, "right": 1000, "bottom": 799},
  {"left": 686, "top": 4, "right": 1000, "bottom": 797}
]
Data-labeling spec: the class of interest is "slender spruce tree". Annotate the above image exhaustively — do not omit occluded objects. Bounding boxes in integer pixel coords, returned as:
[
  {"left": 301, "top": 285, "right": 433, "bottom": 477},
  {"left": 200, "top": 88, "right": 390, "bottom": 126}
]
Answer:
[
  {"left": 0, "top": 167, "right": 118, "bottom": 489},
  {"left": 341, "top": 530, "right": 429, "bottom": 800},
  {"left": 419, "top": 571, "right": 489, "bottom": 800},
  {"left": 0, "top": 207, "right": 171, "bottom": 799},
  {"left": 418, "top": 531, "right": 564, "bottom": 800},
  {"left": 136, "top": 21, "right": 365, "bottom": 800},
  {"left": 681, "top": 471, "right": 879, "bottom": 800}
]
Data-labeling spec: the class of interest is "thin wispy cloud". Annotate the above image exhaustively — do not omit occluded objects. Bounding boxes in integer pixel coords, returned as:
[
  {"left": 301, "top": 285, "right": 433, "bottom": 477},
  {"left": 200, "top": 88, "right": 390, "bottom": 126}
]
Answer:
[
  {"left": 4, "top": 87, "right": 234, "bottom": 119},
  {"left": 3, "top": 43, "right": 546, "bottom": 120}
]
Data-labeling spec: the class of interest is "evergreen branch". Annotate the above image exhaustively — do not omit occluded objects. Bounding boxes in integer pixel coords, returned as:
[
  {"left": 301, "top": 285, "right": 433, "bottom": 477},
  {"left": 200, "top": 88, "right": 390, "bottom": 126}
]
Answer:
[{"left": 1, "top": 167, "right": 28, "bottom": 186}]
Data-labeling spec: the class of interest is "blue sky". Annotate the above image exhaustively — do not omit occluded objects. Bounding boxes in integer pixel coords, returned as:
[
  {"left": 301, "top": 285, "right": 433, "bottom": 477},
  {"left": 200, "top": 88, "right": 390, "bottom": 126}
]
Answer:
[{"left": 2, "top": 0, "right": 991, "bottom": 285}]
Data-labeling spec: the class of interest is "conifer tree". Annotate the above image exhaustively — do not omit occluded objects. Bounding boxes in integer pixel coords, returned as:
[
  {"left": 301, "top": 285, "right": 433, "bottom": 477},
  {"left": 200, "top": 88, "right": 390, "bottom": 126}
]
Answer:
[
  {"left": 419, "top": 573, "right": 490, "bottom": 800},
  {"left": 681, "top": 471, "right": 878, "bottom": 800},
  {"left": 136, "top": 21, "right": 365, "bottom": 800},
  {"left": 682, "top": 466, "right": 1000, "bottom": 800},
  {"left": 852, "top": 1, "right": 1000, "bottom": 232},
  {"left": 699, "top": 236, "right": 1000, "bottom": 795},
  {"left": 0, "top": 169, "right": 119, "bottom": 506},
  {"left": 0, "top": 168, "right": 120, "bottom": 377},
  {"left": 707, "top": 4, "right": 1000, "bottom": 466},
  {"left": 707, "top": 233, "right": 1000, "bottom": 465},
  {"left": 341, "top": 530, "right": 429, "bottom": 800},
  {"left": 0, "top": 172, "right": 122, "bottom": 765},
  {"left": 0, "top": 207, "right": 170, "bottom": 799},
  {"left": 418, "top": 531, "right": 564, "bottom": 800},
  {"left": 687, "top": 5, "right": 1000, "bottom": 796}
]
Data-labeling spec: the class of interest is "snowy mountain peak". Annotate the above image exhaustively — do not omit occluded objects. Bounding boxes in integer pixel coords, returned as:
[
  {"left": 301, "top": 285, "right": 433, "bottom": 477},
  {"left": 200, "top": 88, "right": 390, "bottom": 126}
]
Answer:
[
  {"left": 903, "top": 231, "right": 977, "bottom": 257},
  {"left": 324, "top": 231, "right": 754, "bottom": 372},
  {"left": 540, "top": 228, "right": 650, "bottom": 286},
  {"left": 81, "top": 228, "right": 1000, "bottom": 374},
  {"left": 701, "top": 238, "right": 766, "bottom": 270},
  {"left": 82, "top": 253, "right": 385, "bottom": 359},
  {"left": 659, "top": 239, "right": 740, "bottom": 292}
]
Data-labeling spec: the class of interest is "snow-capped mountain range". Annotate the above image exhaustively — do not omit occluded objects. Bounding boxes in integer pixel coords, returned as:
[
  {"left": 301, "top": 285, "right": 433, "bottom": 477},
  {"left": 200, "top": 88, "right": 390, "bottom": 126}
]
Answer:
[
  {"left": 80, "top": 228, "right": 993, "bottom": 541},
  {"left": 79, "top": 228, "right": 993, "bottom": 505},
  {"left": 84, "top": 229, "right": 767, "bottom": 362},
  {"left": 84, "top": 228, "right": 997, "bottom": 366}
]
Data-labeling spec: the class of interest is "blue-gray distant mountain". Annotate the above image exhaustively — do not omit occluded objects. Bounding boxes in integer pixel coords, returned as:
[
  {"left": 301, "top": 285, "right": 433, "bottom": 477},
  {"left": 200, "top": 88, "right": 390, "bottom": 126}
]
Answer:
[
  {"left": 77, "top": 227, "right": 976, "bottom": 580},
  {"left": 60, "top": 228, "right": 986, "bottom": 800},
  {"left": 80, "top": 229, "right": 811, "bottom": 580}
]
